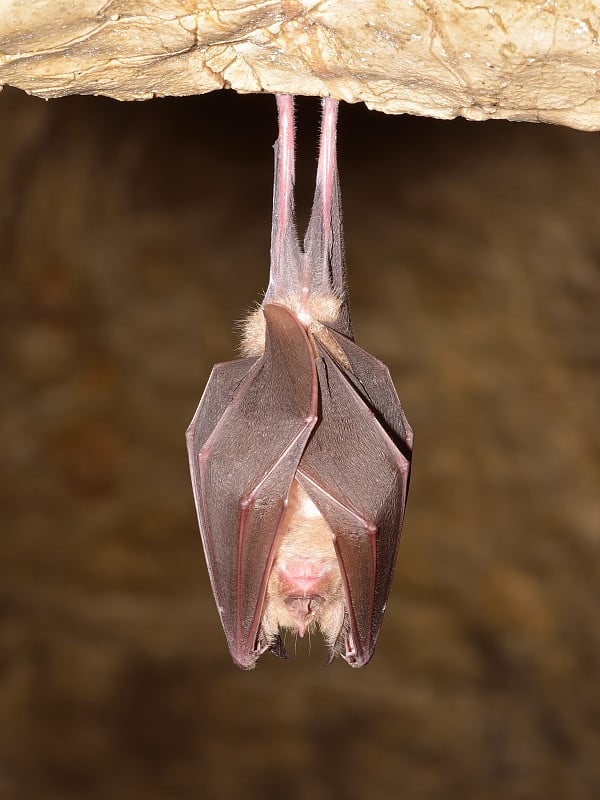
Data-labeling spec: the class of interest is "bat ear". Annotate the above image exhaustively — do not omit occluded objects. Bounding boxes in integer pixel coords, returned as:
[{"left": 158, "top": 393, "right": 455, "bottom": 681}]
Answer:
[{"left": 268, "top": 634, "right": 290, "bottom": 660}]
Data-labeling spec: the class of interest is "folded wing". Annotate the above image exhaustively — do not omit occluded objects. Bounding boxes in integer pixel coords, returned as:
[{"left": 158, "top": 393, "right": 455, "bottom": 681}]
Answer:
[
  {"left": 297, "top": 334, "right": 412, "bottom": 667},
  {"left": 186, "top": 304, "right": 318, "bottom": 668}
]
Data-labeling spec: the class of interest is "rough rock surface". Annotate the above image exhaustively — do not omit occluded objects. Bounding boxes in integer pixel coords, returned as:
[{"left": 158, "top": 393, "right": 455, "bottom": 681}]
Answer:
[{"left": 1, "top": 0, "right": 600, "bottom": 129}]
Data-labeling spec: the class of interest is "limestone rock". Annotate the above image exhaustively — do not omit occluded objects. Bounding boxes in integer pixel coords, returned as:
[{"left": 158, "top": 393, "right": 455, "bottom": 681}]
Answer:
[{"left": 1, "top": 1, "right": 599, "bottom": 129}]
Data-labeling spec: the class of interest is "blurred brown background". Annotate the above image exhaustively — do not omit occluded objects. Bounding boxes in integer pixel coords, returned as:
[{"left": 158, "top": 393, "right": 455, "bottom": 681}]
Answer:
[{"left": 1, "top": 86, "right": 599, "bottom": 800}]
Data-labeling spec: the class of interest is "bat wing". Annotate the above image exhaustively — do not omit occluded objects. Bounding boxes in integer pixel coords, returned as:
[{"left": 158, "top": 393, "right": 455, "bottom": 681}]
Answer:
[
  {"left": 186, "top": 304, "right": 318, "bottom": 669},
  {"left": 297, "top": 336, "right": 411, "bottom": 667},
  {"left": 327, "top": 328, "right": 413, "bottom": 468}
]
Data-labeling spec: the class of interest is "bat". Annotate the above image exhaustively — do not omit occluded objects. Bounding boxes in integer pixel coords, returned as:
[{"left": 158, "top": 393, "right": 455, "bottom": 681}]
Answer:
[{"left": 186, "top": 95, "right": 412, "bottom": 669}]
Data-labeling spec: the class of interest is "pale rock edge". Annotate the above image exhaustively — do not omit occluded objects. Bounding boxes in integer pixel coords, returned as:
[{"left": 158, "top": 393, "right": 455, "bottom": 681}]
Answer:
[{"left": 0, "top": 0, "right": 599, "bottom": 130}]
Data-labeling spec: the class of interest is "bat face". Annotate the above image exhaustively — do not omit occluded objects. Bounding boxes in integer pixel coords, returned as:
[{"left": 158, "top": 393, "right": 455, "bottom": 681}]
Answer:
[
  {"left": 261, "top": 479, "right": 346, "bottom": 649},
  {"left": 186, "top": 96, "right": 412, "bottom": 669}
]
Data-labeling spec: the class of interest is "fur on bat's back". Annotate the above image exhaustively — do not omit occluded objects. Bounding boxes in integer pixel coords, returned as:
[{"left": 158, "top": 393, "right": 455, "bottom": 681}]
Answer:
[{"left": 240, "top": 294, "right": 343, "bottom": 357}]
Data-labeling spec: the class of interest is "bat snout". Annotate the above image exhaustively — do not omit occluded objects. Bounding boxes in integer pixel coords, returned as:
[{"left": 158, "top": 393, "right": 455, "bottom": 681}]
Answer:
[
  {"left": 278, "top": 559, "right": 330, "bottom": 596},
  {"left": 284, "top": 594, "right": 324, "bottom": 614},
  {"left": 283, "top": 595, "right": 324, "bottom": 637}
]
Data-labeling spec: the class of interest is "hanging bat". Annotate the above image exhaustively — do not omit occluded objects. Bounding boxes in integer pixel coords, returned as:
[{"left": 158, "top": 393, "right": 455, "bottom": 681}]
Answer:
[{"left": 186, "top": 95, "right": 412, "bottom": 669}]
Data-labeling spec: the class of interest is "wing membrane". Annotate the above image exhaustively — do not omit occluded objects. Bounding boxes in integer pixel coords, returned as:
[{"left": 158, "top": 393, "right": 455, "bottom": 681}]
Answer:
[
  {"left": 186, "top": 304, "right": 318, "bottom": 668},
  {"left": 297, "top": 342, "right": 410, "bottom": 667}
]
